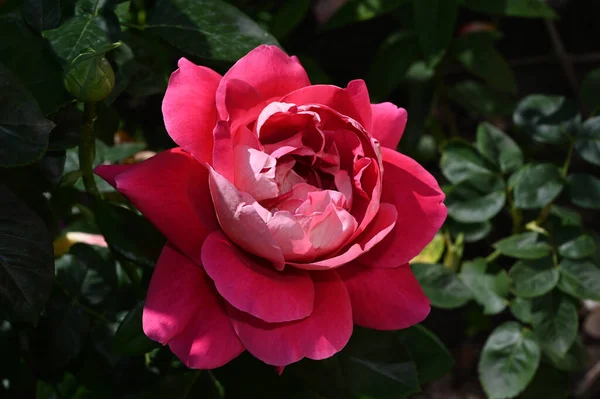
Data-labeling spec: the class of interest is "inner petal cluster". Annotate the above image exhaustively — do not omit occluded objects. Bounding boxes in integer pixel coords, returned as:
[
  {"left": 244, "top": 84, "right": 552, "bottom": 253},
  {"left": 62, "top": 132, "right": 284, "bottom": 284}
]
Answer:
[{"left": 228, "top": 102, "right": 382, "bottom": 264}]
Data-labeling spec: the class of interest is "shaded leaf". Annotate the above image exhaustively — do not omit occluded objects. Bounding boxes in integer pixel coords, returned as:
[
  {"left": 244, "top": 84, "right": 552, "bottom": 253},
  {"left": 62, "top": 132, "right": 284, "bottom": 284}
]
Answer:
[
  {"left": 509, "top": 257, "right": 559, "bottom": 298},
  {"left": 531, "top": 293, "right": 578, "bottom": 357},
  {"left": 324, "top": 0, "right": 411, "bottom": 31},
  {"left": 113, "top": 301, "right": 159, "bottom": 355},
  {"left": 459, "top": 258, "right": 508, "bottom": 315},
  {"left": 512, "top": 164, "right": 564, "bottom": 209},
  {"left": 557, "top": 229, "right": 595, "bottom": 260},
  {"left": 22, "top": 0, "right": 60, "bottom": 32},
  {"left": 558, "top": 258, "right": 600, "bottom": 301},
  {"left": 147, "top": 0, "right": 279, "bottom": 62},
  {"left": 510, "top": 297, "right": 533, "bottom": 324},
  {"left": 461, "top": 0, "right": 557, "bottom": 18},
  {"left": 476, "top": 122, "right": 523, "bottom": 173},
  {"left": 575, "top": 116, "right": 600, "bottom": 166},
  {"left": 440, "top": 139, "right": 494, "bottom": 184},
  {"left": 447, "top": 219, "right": 492, "bottom": 243},
  {"left": 493, "top": 232, "right": 552, "bottom": 260},
  {"left": 478, "top": 322, "right": 541, "bottom": 399},
  {"left": 398, "top": 325, "right": 454, "bottom": 384},
  {"left": 567, "top": 173, "right": 600, "bottom": 209},
  {"left": 412, "top": 263, "right": 472, "bottom": 309},
  {"left": 413, "top": 0, "right": 458, "bottom": 67},
  {"left": 545, "top": 336, "right": 587, "bottom": 372},
  {"left": 581, "top": 68, "right": 600, "bottom": 114},
  {"left": 447, "top": 80, "right": 515, "bottom": 116},
  {"left": 520, "top": 363, "right": 569, "bottom": 399}
]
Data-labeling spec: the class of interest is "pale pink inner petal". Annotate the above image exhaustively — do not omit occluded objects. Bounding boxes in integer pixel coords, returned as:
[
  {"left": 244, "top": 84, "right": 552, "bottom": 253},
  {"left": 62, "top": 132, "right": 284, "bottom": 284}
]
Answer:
[{"left": 233, "top": 145, "right": 279, "bottom": 201}]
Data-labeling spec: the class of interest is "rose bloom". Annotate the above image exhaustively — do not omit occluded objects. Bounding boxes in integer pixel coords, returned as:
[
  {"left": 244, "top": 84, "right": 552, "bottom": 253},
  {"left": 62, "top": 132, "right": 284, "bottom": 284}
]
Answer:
[{"left": 96, "top": 45, "right": 447, "bottom": 368}]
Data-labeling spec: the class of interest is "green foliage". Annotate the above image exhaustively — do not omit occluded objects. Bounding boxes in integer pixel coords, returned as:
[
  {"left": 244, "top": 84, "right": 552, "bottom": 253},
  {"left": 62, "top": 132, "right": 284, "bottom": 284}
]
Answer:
[
  {"left": 478, "top": 322, "right": 541, "bottom": 399},
  {"left": 509, "top": 257, "right": 559, "bottom": 298},
  {"left": 412, "top": 263, "right": 472, "bottom": 308},
  {"left": 493, "top": 232, "right": 552, "bottom": 260}
]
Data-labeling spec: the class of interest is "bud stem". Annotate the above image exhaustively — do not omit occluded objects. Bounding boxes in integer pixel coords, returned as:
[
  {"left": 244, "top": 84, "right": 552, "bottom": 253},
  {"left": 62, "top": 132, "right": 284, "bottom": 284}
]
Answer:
[{"left": 79, "top": 102, "right": 100, "bottom": 198}]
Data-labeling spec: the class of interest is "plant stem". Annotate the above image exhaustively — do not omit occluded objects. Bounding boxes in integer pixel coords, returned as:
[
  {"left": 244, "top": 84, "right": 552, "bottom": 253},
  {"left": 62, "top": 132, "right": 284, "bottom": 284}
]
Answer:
[
  {"left": 485, "top": 249, "right": 501, "bottom": 263},
  {"left": 561, "top": 139, "right": 575, "bottom": 177},
  {"left": 79, "top": 102, "right": 100, "bottom": 199},
  {"left": 505, "top": 184, "right": 522, "bottom": 233}
]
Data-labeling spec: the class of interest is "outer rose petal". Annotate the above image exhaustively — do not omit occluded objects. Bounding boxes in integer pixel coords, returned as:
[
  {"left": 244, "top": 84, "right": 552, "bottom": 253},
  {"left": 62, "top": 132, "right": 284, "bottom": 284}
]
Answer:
[
  {"left": 163, "top": 58, "right": 222, "bottom": 164},
  {"left": 207, "top": 167, "right": 285, "bottom": 270},
  {"left": 359, "top": 148, "right": 447, "bottom": 268},
  {"left": 95, "top": 148, "right": 218, "bottom": 263},
  {"left": 216, "top": 45, "right": 310, "bottom": 120},
  {"left": 338, "top": 262, "right": 430, "bottom": 330},
  {"left": 370, "top": 102, "right": 408, "bottom": 149},
  {"left": 280, "top": 80, "right": 372, "bottom": 131},
  {"left": 228, "top": 270, "right": 352, "bottom": 366},
  {"left": 201, "top": 231, "right": 314, "bottom": 323},
  {"left": 143, "top": 243, "right": 244, "bottom": 369},
  {"left": 288, "top": 203, "right": 397, "bottom": 270}
]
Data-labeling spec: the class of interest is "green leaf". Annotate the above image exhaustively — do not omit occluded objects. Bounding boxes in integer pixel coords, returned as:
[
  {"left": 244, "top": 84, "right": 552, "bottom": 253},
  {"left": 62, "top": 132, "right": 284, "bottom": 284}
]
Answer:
[
  {"left": 513, "top": 95, "right": 580, "bottom": 145},
  {"left": 413, "top": 0, "right": 458, "bottom": 67},
  {"left": 113, "top": 301, "right": 159, "bottom": 355},
  {"left": 451, "top": 33, "right": 517, "bottom": 94},
  {"left": 476, "top": 122, "right": 523, "bottom": 173},
  {"left": 478, "top": 322, "right": 541, "bottom": 399},
  {"left": 581, "top": 68, "right": 600, "bottom": 114},
  {"left": 447, "top": 189, "right": 506, "bottom": 223},
  {"left": 412, "top": 263, "right": 472, "bottom": 309},
  {"left": 0, "top": 12, "right": 68, "bottom": 113},
  {"left": 461, "top": 0, "right": 557, "bottom": 18},
  {"left": 567, "top": 173, "right": 600, "bottom": 209},
  {"left": 459, "top": 258, "right": 508, "bottom": 315},
  {"left": 575, "top": 117, "right": 600, "bottom": 166},
  {"left": 544, "top": 336, "right": 587, "bottom": 372},
  {"left": 549, "top": 205, "right": 582, "bottom": 227},
  {"left": 510, "top": 297, "right": 533, "bottom": 324},
  {"left": 323, "top": 0, "right": 411, "bottom": 31},
  {"left": 447, "top": 219, "right": 492, "bottom": 243},
  {"left": 43, "top": 14, "right": 112, "bottom": 64},
  {"left": 558, "top": 258, "right": 600, "bottom": 301},
  {"left": 557, "top": 230, "right": 595, "bottom": 260},
  {"left": 0, "top": 185, "right": 54, "bottom": 324},
  {"left": 339, "top": 327, "right": 420, "bottom": 399},
  {"left": 147, "top": 0, "right": 279, "bottom": 62},
  {"left": 531, "top": 293, "right": 578, "bottom": 357},
  {"left": 95, "top": 201, "right": 166, "bottom": 267},
  {"left": 411, "top": 233, "right": 445, "bottom": 264},
  {"left": 493, "top": 232, "right": 552, "bottom": 260},
  {"left": 366, "top": 32, "right": 421, "bottom": 101},
  {"left": 520, "top": 363, "right": 569, "bottom": 399},
  {"left": 22, "top": 0, "right": 60, "bottom": 32},
  {"left": 0, "top": 63, "right": 55, "bottom": 167},
  {"left": 509, "top": 257, "right": 559, "bottom": 298},
  {"left": 270, "top": 0, "right": 310, "bottom": 39},
  {"left": 447, "top": 80, "right": 516, "bottom": 116},
  {"left": 398, "top": 325, "right": 454, "bottom": 384},
  {"left": 440, "top": 139, "right": 494, "bottom": 184},
  {"left": 512, "top": 164, "right": 564, "bottom": 209}
]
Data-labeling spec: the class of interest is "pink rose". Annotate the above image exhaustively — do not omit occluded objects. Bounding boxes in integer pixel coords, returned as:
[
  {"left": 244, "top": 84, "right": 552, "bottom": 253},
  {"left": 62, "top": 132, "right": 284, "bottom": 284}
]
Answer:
[{"left": 96, "top": 45, "right": 447, "bottom": 368}]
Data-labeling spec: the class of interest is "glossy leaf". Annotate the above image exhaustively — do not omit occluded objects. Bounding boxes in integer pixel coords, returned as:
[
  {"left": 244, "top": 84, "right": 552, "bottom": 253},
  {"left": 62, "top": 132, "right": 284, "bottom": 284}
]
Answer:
[
  {"left": 0, "top": 185, "right": 54, "bottom": 324},
  {"left": 567, "top": 173, "right": 600, "bottom": 209},
  {"left": 512, "top": 164, "right": 564, "bottom": 209},
  {"left": 461, "top": 0, "right": 557, "bottom": 18},
  {"left": 412, "top": 263, "right": 472, "bottom": 309},
  {"left": 440, "top": 139, "right": 494, "bottom": 184},
  {"left": 493, "top": 232, "right": 552, "bottom": 260},
  {"left": 147, "top": 0, "right": 279, "bottom": 62},
  {"left": 0, "top": 63, "right": 55, "bottom": 167},
  {"left": 478, "top": 322, "right": 541, "bottom": 399},
  {"left": 544, "top": 336, "right": 587, "bottom": 372},
  {"left": 558, "top": 259, "right": 600, "bottom": 301},
  {"left": 575, "top": 116, "right": 600, "bottom": 166},
  {"left": 513, "top": 95, "right": 580, "bottom": 145},
  {"left": 510, "top": 297, "right": 533, "bottom": 324},
  {"left": 413, "top": 0, "right": 458, "bottom": 67},
  {"left": 447, "top": 219, "right": 492, "bottom": 243},
  {"left": 43, "top": 15, "right": 112, "bottom": 64},
  {"left": 531, "top": 293, "right": 578, "bottom": 357},
  {"left": 447, "top": 190, "right": 506, "bottom": 223},
  {"left": 459, "top": 259, "right": 509, "bottom": 315},
  {"left": 476, "top": 122, "right": 523, "bottom": 173},
  {"left": 557, "top": 230, "right": 596, "bottom": 260},
  {"left": 451, "top": 33, "right": 517, "bottom": 94},
  {"left": 509, "top": 257, "right": 559, "bottom": 298}
]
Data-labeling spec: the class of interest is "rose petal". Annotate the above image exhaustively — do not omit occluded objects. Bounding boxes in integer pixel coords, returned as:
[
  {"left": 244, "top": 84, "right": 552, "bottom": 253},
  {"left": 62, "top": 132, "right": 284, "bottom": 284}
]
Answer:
[
  {"left": 370, "top": 103, "right": 408, "bottom": 149},
  {"left": 93, "top": 164, "right": 133, "bottom": 186},
  {"left": 228, "top": 270, "right": 352, "bottom": 366},
  {"left": 338, "top": 262, "right": 430, "bottom": 330},
  {"left": 163, "top": 58, "right": 221, "bottom": 164},
  {"left": 216, "top": 45, "right": 310, "bottom": 120},
  {"left": 95, "top": 148, "right": 218, "bottom": 263},
  {"left": 288, "top": 202, "right": 397, "bottom": 270},
  {"left": 143, "top": 243, "right": 244, "bottom": 369},
  {"left": 202, "top": 231, "right": 314, "bottom": 323},
  {"left": 359, "top": 148, "right": 447, "bottom": 268},
  {"left": 281, "top": 80, "right": 372, "bottom": 131},
  {"left": 208, "top": 166, "right": 285, "bottom": 269}
]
